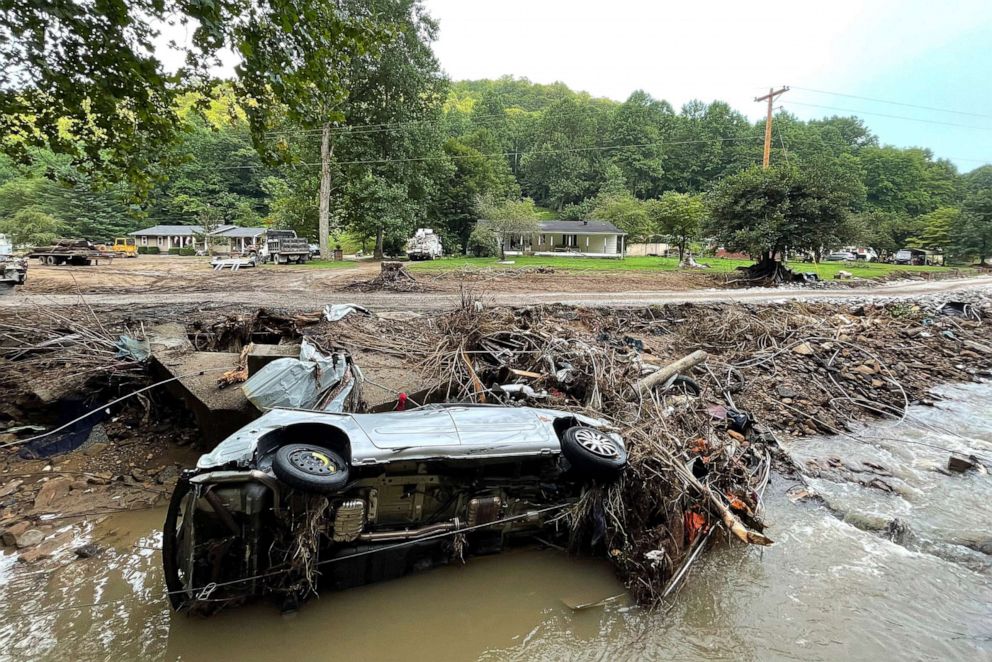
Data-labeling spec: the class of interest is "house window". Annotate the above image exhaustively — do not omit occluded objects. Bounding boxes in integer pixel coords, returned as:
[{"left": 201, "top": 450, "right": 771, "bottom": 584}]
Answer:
[{"left": 566, "top": 234, "right": 577, "bottom": 247}]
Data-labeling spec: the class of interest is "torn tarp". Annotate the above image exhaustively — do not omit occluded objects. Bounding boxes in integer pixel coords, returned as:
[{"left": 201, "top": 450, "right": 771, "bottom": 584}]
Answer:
[
  {"left": 114, "top": 335, "right": 151, "bottom": 362},
  {"left": 323, "top": 303, "right": 373, "bottom": 322},
  {"left": 243, "top": 340, "right": 361, "bottom": 411}
]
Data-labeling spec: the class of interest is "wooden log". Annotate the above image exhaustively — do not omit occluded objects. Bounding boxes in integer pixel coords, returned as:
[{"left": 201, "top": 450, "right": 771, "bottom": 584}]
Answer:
[{"left": 634, "top": 349, "right": 708, "bottom": 396}]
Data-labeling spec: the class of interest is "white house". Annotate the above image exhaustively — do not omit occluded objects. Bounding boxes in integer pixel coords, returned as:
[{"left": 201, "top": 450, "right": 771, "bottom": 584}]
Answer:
[
  {"left": 211, "top": 226, "right": 268, "bottom": 253},
  {"left": 129, "top": 224, "right": 270, "bottom": 252},
  {"left": 494, "top": 220, "right": 627, "bottom": 258}
]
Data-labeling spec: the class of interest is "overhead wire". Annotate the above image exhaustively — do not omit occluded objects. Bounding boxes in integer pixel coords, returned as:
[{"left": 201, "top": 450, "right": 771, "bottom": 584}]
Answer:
[
  {"left": 790, "top": 85, "right": 992, "bottom": 121},
  {"left": 211, "top": 135, "right": 767, "bottom": 170}
]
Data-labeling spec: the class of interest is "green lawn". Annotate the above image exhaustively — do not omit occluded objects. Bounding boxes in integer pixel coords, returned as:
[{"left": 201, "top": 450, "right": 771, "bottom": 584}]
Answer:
[{"left": 404, "top": 255, "right": 966, "bottom": 279}]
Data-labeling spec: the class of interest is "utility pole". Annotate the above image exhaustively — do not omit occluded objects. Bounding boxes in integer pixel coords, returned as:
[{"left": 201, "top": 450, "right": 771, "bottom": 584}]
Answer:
[{"left": 754, "top": 86, "right": 789, "bottom": 168}]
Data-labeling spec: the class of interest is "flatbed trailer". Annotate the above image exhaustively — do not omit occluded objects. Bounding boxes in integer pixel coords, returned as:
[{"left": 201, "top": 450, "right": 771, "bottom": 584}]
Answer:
[{"left": 28, "top": 239, "right": 114, "bottom": 266}]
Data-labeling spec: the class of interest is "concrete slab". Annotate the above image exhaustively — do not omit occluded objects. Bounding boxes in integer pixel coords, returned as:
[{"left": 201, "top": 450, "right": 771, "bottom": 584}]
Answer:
[
  {"left": 247, "top": 344, "right": 300, "bottom": 376},
  {"left": 152, "top": 351, "right": 257, "bottom": 444},
  {"left": 147, "top": 323, "right": 193, "bottom": 354}
]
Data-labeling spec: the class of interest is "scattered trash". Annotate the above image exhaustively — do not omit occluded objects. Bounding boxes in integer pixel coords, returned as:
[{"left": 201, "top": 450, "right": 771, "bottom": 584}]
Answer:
[{"left": 323, "top": 303, "right": 372, "bottom": 322}]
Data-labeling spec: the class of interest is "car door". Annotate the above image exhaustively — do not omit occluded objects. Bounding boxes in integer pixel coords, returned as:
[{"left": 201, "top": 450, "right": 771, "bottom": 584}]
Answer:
[
  {"left": 352, "top": 409, "right": 460, "bottom": 451},
  {"left": 446, "top": 406, "right": 557, "bottom": 454}
]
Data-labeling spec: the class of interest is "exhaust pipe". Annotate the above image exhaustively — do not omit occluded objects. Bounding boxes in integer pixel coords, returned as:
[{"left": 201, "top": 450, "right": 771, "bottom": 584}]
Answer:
[{"left": 357, "top": 519, "right": 462, "bottom": 543}]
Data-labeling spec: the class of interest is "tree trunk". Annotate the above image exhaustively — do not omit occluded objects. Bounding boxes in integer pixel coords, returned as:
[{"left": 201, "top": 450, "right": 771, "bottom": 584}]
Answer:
[
  {"left": 374, "top": 226, "right": 384, "bottom": 259},
  {"left": 318, "top": 123, "right": 333, "bottom": 261},
  {"left": 678, "top": 238, "right": 686, "bottom": 262}
]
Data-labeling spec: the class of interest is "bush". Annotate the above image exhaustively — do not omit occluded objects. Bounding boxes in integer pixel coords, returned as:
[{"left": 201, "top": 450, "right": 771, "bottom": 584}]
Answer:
[
  {"left": 167, "top": 247, "right": 180, "bottom": 255},
  {"left": 137, "top": 246, "right": 160, "bottom": 255},
  {"left": 467, "top": 226, "right": 499, "bottom": 257},
  {"left": 178, "top": 247, "right": 196, "bottom": 256}
]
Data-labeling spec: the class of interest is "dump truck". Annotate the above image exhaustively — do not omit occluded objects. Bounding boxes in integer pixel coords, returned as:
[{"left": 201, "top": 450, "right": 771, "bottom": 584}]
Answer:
[
  {"left": 29, "top": 239, "right": 112, "bottom": 266},
  {"left": 406, "top": 228, "right": 443, "bottom": 261},
  {"left": 255, "top": 230, "right": 310, "bottom": 264}
]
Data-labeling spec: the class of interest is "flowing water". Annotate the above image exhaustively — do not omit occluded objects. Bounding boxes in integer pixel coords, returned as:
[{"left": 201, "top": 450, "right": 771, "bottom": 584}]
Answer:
[{"left": 1, "top": 384, "right": 990, "bottom": 661}]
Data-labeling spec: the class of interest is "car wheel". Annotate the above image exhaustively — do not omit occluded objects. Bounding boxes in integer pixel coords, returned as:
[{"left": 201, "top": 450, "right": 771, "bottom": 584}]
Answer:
[
  {"left": 561, "top": 426, "right": 627, "bottom": 479},
  {"left": 273, "top": 443, "right": 349, "bottom": 492}
]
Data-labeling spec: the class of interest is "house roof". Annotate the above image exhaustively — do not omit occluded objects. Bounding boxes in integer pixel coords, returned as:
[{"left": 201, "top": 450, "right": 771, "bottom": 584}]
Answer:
[
  {"left": 537, "top": 220, "right": 626, "bottom": 235},
  {"left": 212, "top": 226, "right": 267, "bottom": 238},
  {"left": 477, "top": 219, "right": 626, "bottom": 235},
  {"left": 129, "top": 224, "right": 240, "bottom": 236}
]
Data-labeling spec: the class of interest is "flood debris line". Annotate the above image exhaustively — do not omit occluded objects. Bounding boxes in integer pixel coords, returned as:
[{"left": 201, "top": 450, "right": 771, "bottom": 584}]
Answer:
[
  {"left": 342, "top": 261, "right": 428, "bottom": 293},
  {"left": 1, "top": 291, "right": 991, "bottom": 607}
]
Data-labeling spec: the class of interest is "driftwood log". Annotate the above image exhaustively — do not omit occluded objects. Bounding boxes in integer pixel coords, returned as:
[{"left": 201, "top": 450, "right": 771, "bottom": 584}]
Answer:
[{"left": 635, "top": 349, "right": 708, "bottom": 396}]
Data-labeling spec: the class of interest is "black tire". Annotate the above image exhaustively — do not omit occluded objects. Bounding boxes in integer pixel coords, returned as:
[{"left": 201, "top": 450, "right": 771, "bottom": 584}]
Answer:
[
  {"left": 667, "top": 375, "right": 701, "bottom": 396},
  {"left": 162, "top": 474, "right": 191, "bottom": 609},
  {"left": 561, "top": 426, "right": 627, "bottom": 479},
  {"left": 272, "top": 444, "right": 349, "bottom": 493}
]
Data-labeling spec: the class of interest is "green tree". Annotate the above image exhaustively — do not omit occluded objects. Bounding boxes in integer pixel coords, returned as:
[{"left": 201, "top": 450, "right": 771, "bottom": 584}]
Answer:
[
  {"left": 0, "top": 207, "right": 62, "bottom": 246},
  {"left": 706, "top": 165, "right": 857, "bottom": 271},
  {"left": 910, "top": 207, "right": 959, "bottom": 252},
  {"left": 1, "top": 0, "right": 386, "bottom": 194},
  {"left": 476, "top": 195, "right": 540, "bottom": 260},
  {"left": 954, "top": 189, "right": 992, "bottom": 265},
  {"left": 646, "top": 192, "right": 706, "bottom": 261}
]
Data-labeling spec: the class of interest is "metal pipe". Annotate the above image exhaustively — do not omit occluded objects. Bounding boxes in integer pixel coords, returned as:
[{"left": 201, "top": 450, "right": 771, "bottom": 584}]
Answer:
[{"left": 357, "top": 520, "right": 461, "bottom": 543}]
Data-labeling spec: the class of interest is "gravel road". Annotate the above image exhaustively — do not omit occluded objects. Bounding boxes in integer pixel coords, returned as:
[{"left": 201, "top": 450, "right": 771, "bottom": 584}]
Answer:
[{"left": 3, "top": 274, "right": 991, "bottom": 313}]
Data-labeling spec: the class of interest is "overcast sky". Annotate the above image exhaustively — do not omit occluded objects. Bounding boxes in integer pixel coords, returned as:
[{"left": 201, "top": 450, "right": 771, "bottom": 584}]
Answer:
[{"left": 423, "top": 0, "right": 992, "bottom": 170}]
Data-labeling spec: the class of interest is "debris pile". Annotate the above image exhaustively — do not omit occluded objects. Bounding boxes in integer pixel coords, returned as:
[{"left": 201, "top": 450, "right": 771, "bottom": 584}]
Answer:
[{"left": 343, "top": 261, "right": 428, "bottom": 292}]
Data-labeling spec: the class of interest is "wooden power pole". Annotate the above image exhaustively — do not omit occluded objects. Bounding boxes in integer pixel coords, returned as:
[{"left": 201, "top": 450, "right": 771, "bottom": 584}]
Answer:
[{"left": 755, "top": 86, "right": 789, "bottom": 168}]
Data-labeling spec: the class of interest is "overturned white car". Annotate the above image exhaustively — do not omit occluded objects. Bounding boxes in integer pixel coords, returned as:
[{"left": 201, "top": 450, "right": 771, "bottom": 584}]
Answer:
[{"left": 164, "top": 404, "right": 626, "bottom": 612}]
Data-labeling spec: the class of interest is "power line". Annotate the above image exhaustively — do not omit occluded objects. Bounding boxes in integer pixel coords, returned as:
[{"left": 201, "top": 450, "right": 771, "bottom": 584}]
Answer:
[
  {"left": 786, "top": 100, "right": 992, "bottom": 132},
  {"left": 213, "top": 135, "right": 766, "bottom": 170},
  {"left": 790, "top": 85, "right": 992, "bottom": 121}
]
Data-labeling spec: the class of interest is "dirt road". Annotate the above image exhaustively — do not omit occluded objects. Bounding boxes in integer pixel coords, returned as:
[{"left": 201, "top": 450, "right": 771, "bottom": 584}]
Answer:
[{"left": 3, "top": 264, "right": 991, "bottom": 313}]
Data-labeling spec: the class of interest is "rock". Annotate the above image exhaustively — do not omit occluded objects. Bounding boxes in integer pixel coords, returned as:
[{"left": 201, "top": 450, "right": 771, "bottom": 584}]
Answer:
[
  {"left": 69, "top": 480, "right": 89, "bottom": 492},
  {"left": 32, "top": 476, "right": 72, "bottom": 512},
  {"left": 0, "top": 433, "right": 16, "bottom": 444},
  {"left": 853, "top": 364, "right": 877, "bottom": 375},
  {"left": 14, "top": 528, "right": 45, "bottom": 549},
  {"left": 155, "top": 466, "right": 179, "bottom": 485},
  {"left": 74, "top": 543, "right": 104, "bottom": 559},
  {"left": 19, "top": 530, "right": 74, "bottom": 563},
  {"left": 131, "top": 468, "right": 147, "bottom": 482},
  {"left": 947, "top": 455, "right": 978, "bottom": 473},
  {"left": 86, "top": 472, "right": 112, "bottom": 485},
  {"left": 2, "top": 521, "right": 31, "bottom": 546},
  {"left": 871, "top": 379, "right": 885, "bottom": 389},
  {"left": 82, "top": 442, "right": 109, "bottom": 458},
  {"left": 776, "top": 385, "right": 799, "bottom": 399},
  {"left": 0, "top": 479, "right": 23, "bottom": 497},
  {"left": 792, "top": 342, "right": 814, "bottom": 356}
]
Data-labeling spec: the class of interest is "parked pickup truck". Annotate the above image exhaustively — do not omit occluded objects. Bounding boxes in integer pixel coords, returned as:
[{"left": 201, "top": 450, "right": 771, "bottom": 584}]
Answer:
[{"left": 255, "top": 230, "right": 310, "bottom": 264}]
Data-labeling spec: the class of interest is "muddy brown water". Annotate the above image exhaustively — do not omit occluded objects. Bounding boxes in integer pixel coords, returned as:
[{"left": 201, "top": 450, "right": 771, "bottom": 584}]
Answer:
[{"left": 2, "top": 384, "right": 991, "bottom": 661}]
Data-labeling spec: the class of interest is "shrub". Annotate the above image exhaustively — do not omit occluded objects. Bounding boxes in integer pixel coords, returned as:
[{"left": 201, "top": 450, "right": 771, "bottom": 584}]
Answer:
[
  {"left": 137, "top": 246, "right": 161, "bottom": 255},
  {"left": 167, "top": 247, "right": 181, "bottom": 255},
  {"left": 467, "top": 226, "right": 499, "bottom": 257},
  {"left": 178, "top": 247, "right": 196, "bottom": 256}
]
